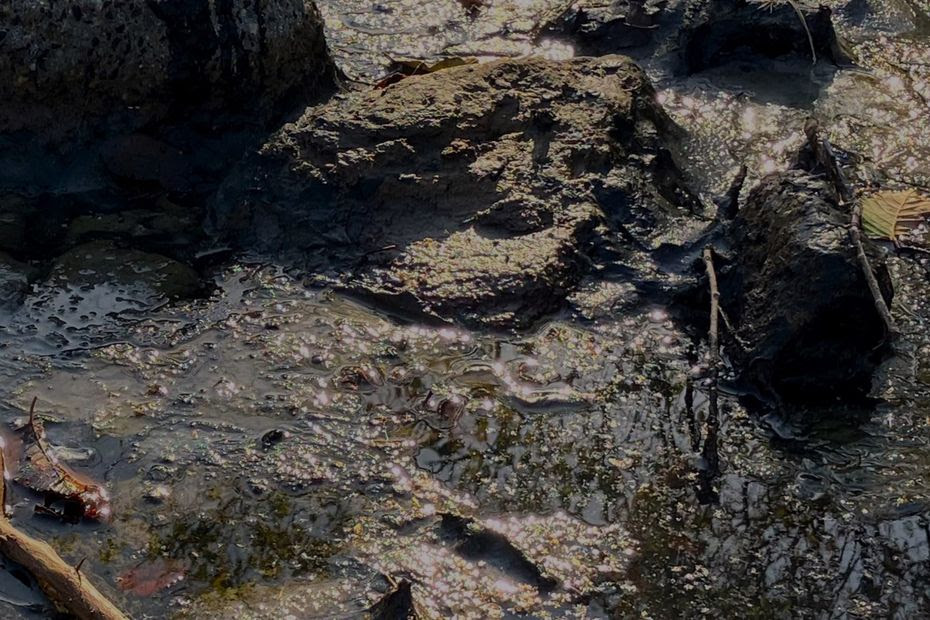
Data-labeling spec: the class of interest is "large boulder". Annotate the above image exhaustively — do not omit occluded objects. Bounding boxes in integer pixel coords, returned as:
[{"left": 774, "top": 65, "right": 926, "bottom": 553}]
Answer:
[
  {"left": 212, "top": 55, "right": 700, "bottom": 328},
  {"left": 0, "top": 0, "right": 336, "bottom": 144},
  {"left": 726, "top": 169, "right": 889, "bottom": 404}
]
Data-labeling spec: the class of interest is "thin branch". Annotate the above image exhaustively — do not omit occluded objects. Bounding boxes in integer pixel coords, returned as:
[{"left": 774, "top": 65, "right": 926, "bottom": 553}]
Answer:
[
  {"left": 851, "top": 201, "right": 898, "bottom": 337},
  {"left": 787, "top": 0, "right": 817, "bottom": 66},
  {"left": 804, "top": 120, "right": 898, "bottom": 338}
]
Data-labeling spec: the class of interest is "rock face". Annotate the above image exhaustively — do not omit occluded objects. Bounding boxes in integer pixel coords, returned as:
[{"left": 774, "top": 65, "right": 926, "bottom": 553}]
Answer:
[
  {"left": 727, "top": 170, "right": 888, "bottom": 404},
  {"left": 678, "top": 0, "right": 853, "bottom": 74},
  {"left": 213, "top": 56, "right": 699, "bottom": 328},
  {"left": 0, "top": 253, "right": 33, "bottom": 312},
  {"left": 0, "top": 0, "right": 336, "bottom": 144},
  {"left": 537, "top": 1, "right": 663, "bottom": 56}
]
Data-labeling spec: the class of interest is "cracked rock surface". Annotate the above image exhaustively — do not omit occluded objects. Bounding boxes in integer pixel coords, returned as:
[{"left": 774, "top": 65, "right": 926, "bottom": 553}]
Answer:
[{"left": 214, "top": 55, "right": 701, "bottom": 328}]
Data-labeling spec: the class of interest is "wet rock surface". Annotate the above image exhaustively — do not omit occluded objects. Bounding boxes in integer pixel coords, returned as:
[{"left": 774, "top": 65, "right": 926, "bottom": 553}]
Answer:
[
  {"left": 214, "top": 55, "right": 700, "bottom": 327},
  {"left": 677, "top": 0, "right": 854, "bottom": 74},
  {"left": 0, "top": 0, "right": 930, "bottom": 618},
  {"left": 536, "top": 0, "right": 666, "bottom": 55},
  {"left": 0, "top": 253, "right": 33, "bottom": 311},
  {"left": 0, "top": 0, "right": 336, "bottom": 145},
  {"left": 725, "top": 169, "right": 888, "bottom": 404}
]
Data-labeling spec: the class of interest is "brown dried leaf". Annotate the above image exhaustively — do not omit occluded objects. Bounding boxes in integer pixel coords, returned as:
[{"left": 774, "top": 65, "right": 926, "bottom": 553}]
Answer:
[{"left": 14, "top": 398, "right": 112, "bottom": 521}]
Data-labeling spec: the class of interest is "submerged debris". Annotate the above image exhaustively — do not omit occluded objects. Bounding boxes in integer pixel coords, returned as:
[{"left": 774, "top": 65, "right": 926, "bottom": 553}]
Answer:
[
  {"left": 13, "top": 398, "right": 112, "bottom": 522},
  {"left": 117, "top": 558, "right": 188, "bottom": 597}
]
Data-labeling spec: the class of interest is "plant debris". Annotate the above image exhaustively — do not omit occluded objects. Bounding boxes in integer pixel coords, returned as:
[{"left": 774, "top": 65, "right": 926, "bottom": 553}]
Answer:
[
  {"left": 861, "top": 189, "right": 930, "bottom": 246},
  {"left": 12, "top": 398, "right": 112, "bottom": 522}
]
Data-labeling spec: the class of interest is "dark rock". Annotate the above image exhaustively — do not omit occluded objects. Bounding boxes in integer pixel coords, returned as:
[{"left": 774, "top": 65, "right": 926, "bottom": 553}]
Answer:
[
  {"left": 213, "top": 56, "right": 700, "bottom": 328},
  {"left": 0, "top": 0, "right": 337, "bottom": 145},
  {"left": 50, "top": 241, "right": 201, "bottom": 302},
  {"left": 0, "top": 0, "right": 338, "bottom": 268},
  {"left": 0, "top": 195, "right": 30, "bottom": 255},
  {"left": 63, "top": 199, "right": 200, "bottom": 255},
  {"left": 726, "top": 169, "right": 888, "bottom": 404},
  {"left": 99, "top": 135, "right": 192, "bottom": 193},
  {"left": 0, "top": 252, "right": 34, "bottom": 311},
  {"left": 537, "top": 0, "right": 664, "bottom": 55},
  {"left": 369, "top": 579, "right": 414, "bottom": 620},
  {"left": 678, "top": 0, "right": 854, "bottom": 74}
]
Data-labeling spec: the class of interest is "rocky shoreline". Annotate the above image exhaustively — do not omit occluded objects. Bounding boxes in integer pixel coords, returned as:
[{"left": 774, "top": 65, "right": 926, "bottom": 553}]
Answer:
[{"left": 1, "top": 0, "right": 930, "bottom": 616}]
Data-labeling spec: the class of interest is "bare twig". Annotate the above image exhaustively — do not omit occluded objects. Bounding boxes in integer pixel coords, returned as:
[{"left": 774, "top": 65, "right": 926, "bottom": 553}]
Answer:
[
  {"left": 787, "top": 0, "right": 817, "bottom": 66},
  {"left": 0, "top": 410, "right": 127, "bottom": 620},
  {"left": 851, "top": 201, "right": 898, "bottom": 337},
  {"left": 803, "top": 120, "right": 897, "bottom": 337}
]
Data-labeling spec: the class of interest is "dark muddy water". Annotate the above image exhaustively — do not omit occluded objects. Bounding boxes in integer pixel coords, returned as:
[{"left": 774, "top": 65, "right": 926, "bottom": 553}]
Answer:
[{"left": 1, "top": 1, "right": 930, "bottom": 618}]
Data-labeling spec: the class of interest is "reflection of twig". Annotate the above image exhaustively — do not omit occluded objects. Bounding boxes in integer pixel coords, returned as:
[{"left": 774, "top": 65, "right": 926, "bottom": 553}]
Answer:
[{"left": 697, "top": 247, "right": 721, "bottom": 505}]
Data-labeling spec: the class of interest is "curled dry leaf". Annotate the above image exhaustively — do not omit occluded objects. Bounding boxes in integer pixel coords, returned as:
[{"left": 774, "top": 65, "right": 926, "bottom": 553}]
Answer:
[
  {"left": 861, "top": 189, "right": 930, "bottom": 245},
  {"left": 13, "top": 398, "right": 112, "bottom": 522}
]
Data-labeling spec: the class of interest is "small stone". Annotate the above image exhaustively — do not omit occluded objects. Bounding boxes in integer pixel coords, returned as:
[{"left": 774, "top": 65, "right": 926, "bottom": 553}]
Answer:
[{"left": 143, "top": 484, "right": 171, "bottom": 504}]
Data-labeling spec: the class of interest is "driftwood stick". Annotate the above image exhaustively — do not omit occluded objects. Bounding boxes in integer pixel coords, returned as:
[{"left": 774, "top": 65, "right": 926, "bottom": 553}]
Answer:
[
  {"left": 0, "top": 437, "right": 127, "bottom": 620},
  {"left": 804, "top": 120, "right": 897, "bottom": 337},
  {"left": 698, "top": 247, "right": 721, "bottom": 505}
]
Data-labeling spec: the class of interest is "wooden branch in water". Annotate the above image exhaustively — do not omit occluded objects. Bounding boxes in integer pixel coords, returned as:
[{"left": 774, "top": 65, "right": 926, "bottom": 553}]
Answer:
[
  {"left": 0, "top": 429, "right": 127, "bottom": 620},
  {"left": 698, "top": 247, "right": 721, "bottom": 505}
]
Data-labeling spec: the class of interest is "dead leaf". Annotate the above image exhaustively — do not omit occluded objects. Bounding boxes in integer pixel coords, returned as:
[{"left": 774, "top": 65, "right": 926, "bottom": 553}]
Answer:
[
  {"left": 861, "top": 189, "right": 930, "bottom": 245},
  {"left": 13, "top": 398, "right": 112, "bottom": 522}
]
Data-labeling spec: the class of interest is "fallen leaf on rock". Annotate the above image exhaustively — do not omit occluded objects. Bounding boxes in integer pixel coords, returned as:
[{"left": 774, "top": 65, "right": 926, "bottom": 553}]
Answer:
[
  {"left": 13, "top": 398, "right": 112, "bottom": 522},
  {"left": 861, "top": 189, "right": 930, "bottom": 245},
  {"left": 117, "top": 558, "right": 188, "bottom": 596}
]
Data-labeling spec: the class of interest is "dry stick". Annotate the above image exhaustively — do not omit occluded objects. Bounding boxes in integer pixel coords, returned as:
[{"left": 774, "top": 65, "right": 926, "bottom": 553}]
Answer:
[
  {"left": 697, "top": 247, "right": 721, "bottom": 505},
  {"left": 0, "top": 431, "right": 127, "bottom": 620},
  {"left": 850, "top": 201, "right": 898, "bottom": 338},
  {"left": 803, "top": 121, "right": 898, "bottom": 337}
]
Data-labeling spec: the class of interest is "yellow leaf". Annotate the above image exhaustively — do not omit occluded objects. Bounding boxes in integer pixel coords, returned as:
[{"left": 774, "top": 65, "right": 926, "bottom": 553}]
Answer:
[{"left": 861, "top": 189, "right": 930, "bottom": 243}]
